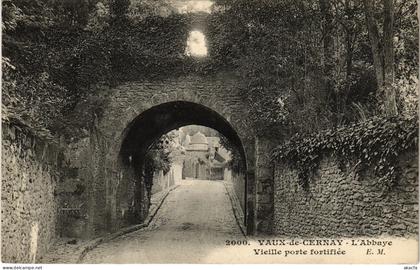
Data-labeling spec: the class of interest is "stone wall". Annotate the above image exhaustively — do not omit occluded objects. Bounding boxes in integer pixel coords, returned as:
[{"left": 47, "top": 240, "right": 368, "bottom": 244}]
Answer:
[
  {"left": 50, "top": 73, "right": 279, "bottom": 237},
  {"left": 75, "top": 74, "right": 259, "bottom": 235},
  {"left": 273, "top": 151, "right": 418, "bottom": 237},
  {"left": 48, "top": 129, "right": 122, "bottom": 239},
  {"left": 2, "top": 125, "right": 61, "bottom": 263},
  {"left": 225, "top": 168, "right": 246, "bottom": 215},
  {"left": 255, "top": 137, "right": 277, "bottom": 234},
  {"left": 151, "top": 163, "right": 182, "bottom": 195}
]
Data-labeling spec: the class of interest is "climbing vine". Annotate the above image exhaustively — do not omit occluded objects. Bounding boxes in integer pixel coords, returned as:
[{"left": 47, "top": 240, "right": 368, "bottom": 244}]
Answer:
[
  {"left": 272, "top": 116, "right": 418, "bottom": 191},
  {"left": 144, "top": 133, "right": 178, "bottom": 176},
  {"left": 2, "top": 11, "right": 222, "bottom": 140},
  {"left": 3, "top": 0, "right": 418, "bottom": 144},
  {"left": 219, "top": 134, "right": 244, "bottom": 174}
]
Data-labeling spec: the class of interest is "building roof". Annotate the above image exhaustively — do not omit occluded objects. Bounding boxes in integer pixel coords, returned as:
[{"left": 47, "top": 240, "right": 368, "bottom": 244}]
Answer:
[
  {"left": 183, "top": 134, "right": 191, "bottom": 146},
  {"left": 190, "top": 132, "right": 208, "bottom": 145}
]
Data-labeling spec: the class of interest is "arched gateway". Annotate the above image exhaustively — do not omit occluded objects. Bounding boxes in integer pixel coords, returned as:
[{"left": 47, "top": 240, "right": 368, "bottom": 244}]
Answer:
[{"left": 63, "top": 74, "right": 275, "bottom": 238}]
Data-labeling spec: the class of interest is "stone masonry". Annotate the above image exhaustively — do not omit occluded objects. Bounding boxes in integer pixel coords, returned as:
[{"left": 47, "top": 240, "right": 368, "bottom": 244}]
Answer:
[
  {"left": 273, "top": 151, "right": 418, "bottom": 237},
  {"left": 2, "top": 72, "right": 419, "bottom": 262},
  {"left": 2, "top": 125, "right": 62, "bottom": 263},
  {"left": 59, "top": 73, "right": 272, "bottom": 238}
]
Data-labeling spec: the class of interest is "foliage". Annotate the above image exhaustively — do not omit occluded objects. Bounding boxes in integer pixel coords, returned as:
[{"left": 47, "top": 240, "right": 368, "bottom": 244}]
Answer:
[
  {"left": 2, "top": 56, "right": 70, "bottom": 138},
  {"left": 272, "top": 116, "right": 418, "bottom": 192},
  {"left": 2, "top": 0, "right": 418, "bottom": 142},
  {"left": 210, "top": 0, "right": 418, "bottom": 136},
  {"left": 2, "top": 25, "right": 111, "bottom": 139},
  {"left": 144, "top": 132, "right": 180, "bottom": 175},
  {"left": 219, "top": 134, "right": 244, "bottom": 173},
  {"left": 210, "top": 0, "right": 329, "bottom": 135},
  {"left": 2, "top": 2, "right": 208, "bottom": 139},
  {"left": 129, "top": 0, "right": 176, "bottom": 22},
  {"left": 86, "top": 2, "right": 110, "bottom": 31},
  {"left": 394, "top": 0, "right": 419, "bottom": 117},
  {"left": 2, "top": 0, "right": 112, "bottom": 139},
  {"left": 108, "top": 14, "right": 190, "bottom": 81},
  {"left": 110, "top": 0, "right": 130, "bottom": 28}
]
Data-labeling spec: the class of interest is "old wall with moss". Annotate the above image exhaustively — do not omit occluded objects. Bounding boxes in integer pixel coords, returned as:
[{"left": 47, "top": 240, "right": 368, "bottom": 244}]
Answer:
[
  {"left": 1, "top": 124, "right": 62, "bottom": 262},
  {"left": 273, "top": 151, "right": 418, "bottom": 237}
]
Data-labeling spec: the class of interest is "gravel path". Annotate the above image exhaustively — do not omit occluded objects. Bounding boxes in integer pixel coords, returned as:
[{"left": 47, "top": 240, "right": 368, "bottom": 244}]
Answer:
[{"left": 82, "top": 180, "right": 245, "bottom": 263}]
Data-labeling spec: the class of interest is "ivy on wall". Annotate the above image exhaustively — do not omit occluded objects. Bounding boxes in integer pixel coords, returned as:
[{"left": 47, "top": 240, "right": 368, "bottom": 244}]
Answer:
[
  {"left": 272, "top": 116, "right": 418, "bottom": 192},
  {"left": 3, "top": 0, "right": 418, "bottom": 144},
  {"left": 2, "top": 12, "right": 223, "bottom": 140}
]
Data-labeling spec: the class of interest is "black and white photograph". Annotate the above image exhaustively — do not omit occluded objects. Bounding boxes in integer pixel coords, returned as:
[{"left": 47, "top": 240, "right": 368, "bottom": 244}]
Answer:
[{"left": 1, "top": 0, "right": 419, "bottom": 266}]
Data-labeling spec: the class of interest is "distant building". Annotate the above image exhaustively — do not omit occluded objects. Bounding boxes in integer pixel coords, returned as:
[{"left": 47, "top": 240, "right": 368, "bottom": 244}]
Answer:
[{"left": 181, "top": 131, "right": 231, "bottom": 180}]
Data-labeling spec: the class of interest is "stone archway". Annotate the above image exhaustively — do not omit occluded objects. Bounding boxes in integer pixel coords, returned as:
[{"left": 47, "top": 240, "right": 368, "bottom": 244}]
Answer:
[
  {"left": 63, "top": 74, "right": 276, "bottom": 238},
  {"left": 116, "top": 101, "right": 249, "bottom": 232}
]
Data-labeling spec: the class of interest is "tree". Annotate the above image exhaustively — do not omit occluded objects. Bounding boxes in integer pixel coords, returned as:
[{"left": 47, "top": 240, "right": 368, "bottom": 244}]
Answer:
[
  {"left": 363, "top": 0, "right": 398, "bottom": 116},
  {"left": 129, "top": 0, "right": 176, "bottom": 22},
  {"left": 110, "top": 0, "right": 130, "bottom": 28},
  {"left": 319, "top": 0, "right": 334, "bottom": 104}
]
